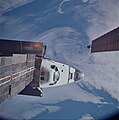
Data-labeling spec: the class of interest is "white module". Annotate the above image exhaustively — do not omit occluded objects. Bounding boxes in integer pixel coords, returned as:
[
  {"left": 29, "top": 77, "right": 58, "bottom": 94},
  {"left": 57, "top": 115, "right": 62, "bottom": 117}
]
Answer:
[{"left": 38, "top": 58, "right": 84, "bottom": 88}]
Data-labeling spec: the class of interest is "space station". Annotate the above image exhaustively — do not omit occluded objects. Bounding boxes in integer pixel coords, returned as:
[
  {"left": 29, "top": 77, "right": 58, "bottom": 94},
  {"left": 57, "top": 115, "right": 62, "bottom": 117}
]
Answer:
[{"left": 0, "top": 26, "right": 119, "bottom": 104}]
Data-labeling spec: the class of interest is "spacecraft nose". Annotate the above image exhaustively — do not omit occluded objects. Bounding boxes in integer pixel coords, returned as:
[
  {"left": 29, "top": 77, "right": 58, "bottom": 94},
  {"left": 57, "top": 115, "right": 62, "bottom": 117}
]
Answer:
[
  {"left": 79, "top": 72, "right": 85, "bottom": 79},
  {"left": 74, "top": 69, "right": 84, "bottom": 81}
]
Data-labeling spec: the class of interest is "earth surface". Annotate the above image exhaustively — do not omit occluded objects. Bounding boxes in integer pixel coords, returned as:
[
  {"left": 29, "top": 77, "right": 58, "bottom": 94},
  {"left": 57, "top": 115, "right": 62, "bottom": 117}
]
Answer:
[{"left": 0, "top": 0, "right": 119, "bottom": 119}]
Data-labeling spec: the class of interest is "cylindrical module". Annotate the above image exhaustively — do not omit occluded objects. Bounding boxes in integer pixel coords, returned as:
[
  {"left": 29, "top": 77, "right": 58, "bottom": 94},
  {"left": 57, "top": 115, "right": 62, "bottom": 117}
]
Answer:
[{"left": 0, "top": 39, "right": 46, "bottom": 56}]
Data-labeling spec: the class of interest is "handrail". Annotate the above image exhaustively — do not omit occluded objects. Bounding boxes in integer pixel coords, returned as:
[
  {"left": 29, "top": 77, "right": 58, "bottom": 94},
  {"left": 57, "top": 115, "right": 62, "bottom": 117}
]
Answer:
[{"left": 0, "top": 66, "right": 35, "bottom": 86}]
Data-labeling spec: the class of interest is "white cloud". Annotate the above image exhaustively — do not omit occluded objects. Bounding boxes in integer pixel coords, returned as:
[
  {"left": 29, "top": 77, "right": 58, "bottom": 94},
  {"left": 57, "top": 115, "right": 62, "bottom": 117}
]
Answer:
[
  {"left": 80, "top": 114, "right": 95, "bottom": 120},
  {"left": 0, "top": 16, "right": 37, "bottom": 39},
  {"left": 78, "top": 52, "right": 119, "bottom": 101},
  {"left": 42, "top": 83, "right": 103, "bottom": 104},
  {"left": 0, "top": 0, "right": 35, "bottom": 15},
  {"left": 45, "top": 106, "right": 61, "bottom": 113},
  {"left": 87, "top": 0, "right": 119, "bottom": 40},
  {"left": 73, "top": 0, "right": 119, "bottom": 40},
  {"left": 0, "top": 95, "right": 60, "bottom": 119},
  {"left": 81, "top": 0, "right": 89, "bottom": 3},
  {"left": 57, "top": 0, "right": 70, "bottom": 14},
  {"left": 34, "top": 27, "right": 88, "bottom": 63},
  {"left": 0, "top": 95, "right": 45, "bottom": 119},
  {"left": 0, "top": 82, "right": 102, "bottom": 119}
]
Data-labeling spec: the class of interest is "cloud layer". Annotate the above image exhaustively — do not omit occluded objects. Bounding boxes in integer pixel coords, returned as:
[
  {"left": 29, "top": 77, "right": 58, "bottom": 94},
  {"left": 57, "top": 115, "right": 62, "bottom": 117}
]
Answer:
[
  {"left": 0, "top": 0, "right": 119, "bottom": 119},
  {"left": 73, "top": 0, "right": 119, "bottom": 39},
  {"left": 0, "top": 0, "right": 35, "bottom": 15},
  {"left": 57, "top": 0, "right": 70, "bottom": 14}
]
